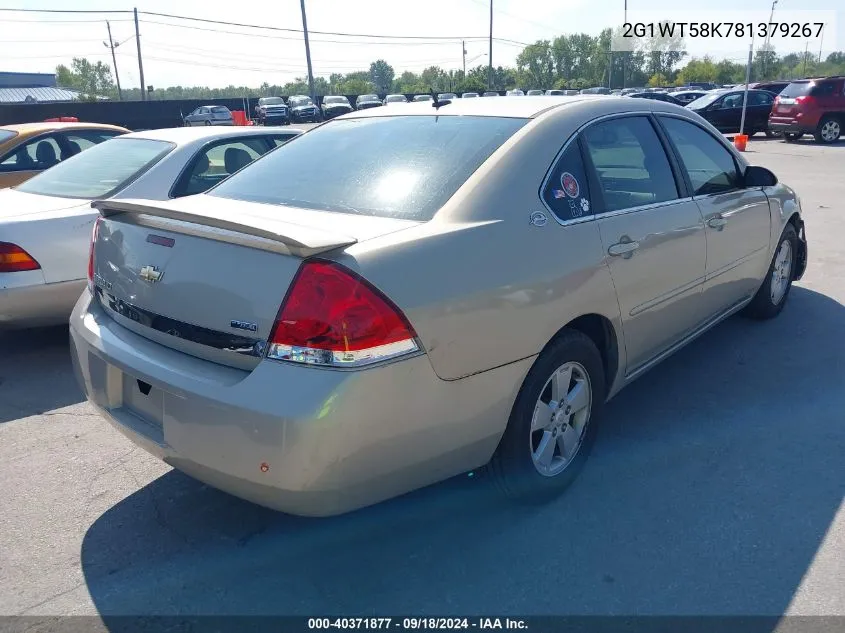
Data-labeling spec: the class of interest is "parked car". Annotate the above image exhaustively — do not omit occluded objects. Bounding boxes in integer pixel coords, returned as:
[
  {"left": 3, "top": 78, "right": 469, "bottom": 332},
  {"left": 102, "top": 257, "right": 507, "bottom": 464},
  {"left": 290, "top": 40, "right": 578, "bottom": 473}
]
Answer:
[
  {"left": 769, "top": 76, "right": 845, "bottom": 144},
  {"left": 527, "top": 89, "right": 544, "bottom": 96},
  {"left": 684, "top": 82, "right": 720, "bottom": 91},
  {"left": 751, "top": 81, "right": 789, "bottom": 95},
  {"left": 254, "top": 97, "right": 290, "bottom": 126},
  {"left": 72, "top": 96, "right": 806, "bottom": 517},
  {"left": 183, "top": 105, "right": 234, "bottom": 127},
  {"left": 686, "top": 89, "right": 778, "bottom": 136},
  {"left": 356, "top": 94, "right": 383, "bottom": 110},
  {"left": 437, "top": 93, "right": 458, "bottom": 101},
  {"left": 461, "top": 92, "right": 479, "bottom": 98},
  {"left": 384, "top": 94, "right": 408, "bottom": 105},
  {"left": 482, "top": 91, "right": 499, "bottom": 97},
  {"left": 321, "top": 95, "right": 353, "bottom": 119},
  {"left": 0, "top": 126, "right": 300, "bottom": 328},
  {"left": 580, "top": 87, "right": 611, "bottom": 95},
  {"left": 672, "top": 90, "right": 708, "bottom": 105},
  {"left": 413, "top": 94, "right": 433, "bottom": 102},
  {"left": 506, "top": 89, "right": 525, "bottom": 96},
  {"left": 287, "top": 95, "right": 321, "bottom": 123},
  {"left": 545, "top": 89, "right": 565, "bottom": 96},
  {"left": 620, "top": 88, "right": 643, "bottom": 95},
  {"left": 626, "top": 91, "right": 684, "bottom": 105},
  {"left": 0, "top": 122, "right": 128, "bottom": 189}
]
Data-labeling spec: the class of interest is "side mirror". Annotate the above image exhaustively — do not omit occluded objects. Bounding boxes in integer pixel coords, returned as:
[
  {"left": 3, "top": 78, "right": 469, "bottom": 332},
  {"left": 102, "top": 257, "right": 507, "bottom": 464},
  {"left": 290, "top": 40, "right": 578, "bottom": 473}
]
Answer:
[{"left": 744, "top": 165, "right": 778, "bottom": 187}]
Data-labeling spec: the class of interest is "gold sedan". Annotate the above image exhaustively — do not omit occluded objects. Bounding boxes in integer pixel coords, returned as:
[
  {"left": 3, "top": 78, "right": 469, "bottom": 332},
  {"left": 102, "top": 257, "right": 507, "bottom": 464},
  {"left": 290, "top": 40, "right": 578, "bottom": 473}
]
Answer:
[{"left": 0, "top": 122, "right": 129, "bottom": 189}]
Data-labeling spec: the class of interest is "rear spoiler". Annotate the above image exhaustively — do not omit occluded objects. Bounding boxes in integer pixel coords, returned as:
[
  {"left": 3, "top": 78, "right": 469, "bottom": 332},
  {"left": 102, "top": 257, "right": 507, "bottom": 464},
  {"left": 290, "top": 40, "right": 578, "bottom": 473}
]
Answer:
[{"left": 93, "top": 199, "right": 357, "bottom": 258}]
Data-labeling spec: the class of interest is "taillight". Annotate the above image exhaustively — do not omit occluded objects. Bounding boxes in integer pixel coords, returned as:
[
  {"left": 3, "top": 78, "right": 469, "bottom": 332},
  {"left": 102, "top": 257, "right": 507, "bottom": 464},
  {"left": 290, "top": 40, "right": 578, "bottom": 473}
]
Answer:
[
  {"left": 267, "top": 260, "right": 419, "bottom": 368},
  {"left": 795, "top": 96, "right": 814, "bottom": 105},
  {"left": 0, "top": 242, "right": 40, "bottom": 273},
  {"left": 87, "top": 217, "right": 101, "bottom": 292}
]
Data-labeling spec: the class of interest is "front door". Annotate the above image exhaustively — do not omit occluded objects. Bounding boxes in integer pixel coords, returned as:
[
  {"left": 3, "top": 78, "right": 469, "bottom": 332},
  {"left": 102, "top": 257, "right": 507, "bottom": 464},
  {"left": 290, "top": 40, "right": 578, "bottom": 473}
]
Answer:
[
  {"left": 658, "top": 115, "right": 772, "bottom": 317},
  {"left": 581, "top": 115, "right": 707, "bottom": 374}
]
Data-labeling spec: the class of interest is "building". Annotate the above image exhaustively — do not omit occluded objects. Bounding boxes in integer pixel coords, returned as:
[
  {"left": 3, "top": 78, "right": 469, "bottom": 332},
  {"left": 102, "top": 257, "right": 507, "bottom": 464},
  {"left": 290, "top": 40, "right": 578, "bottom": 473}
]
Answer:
[{"left": 0, "top": 71, "right": 82, "bottom": 104}]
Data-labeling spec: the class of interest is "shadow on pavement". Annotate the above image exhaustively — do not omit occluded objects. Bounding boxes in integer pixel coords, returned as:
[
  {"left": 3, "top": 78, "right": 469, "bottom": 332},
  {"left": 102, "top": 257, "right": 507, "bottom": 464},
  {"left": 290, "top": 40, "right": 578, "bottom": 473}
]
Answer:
[
  {"left": 81, "top": 286, "right": 845, "bottom": 618},
  {"left": 0, "top": 325, "right": 85, "bottom": 423}
]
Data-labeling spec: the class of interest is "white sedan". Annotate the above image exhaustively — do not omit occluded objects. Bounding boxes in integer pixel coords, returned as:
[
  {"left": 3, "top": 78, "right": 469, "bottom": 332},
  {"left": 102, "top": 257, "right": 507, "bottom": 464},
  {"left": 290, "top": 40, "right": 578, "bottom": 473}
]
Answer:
[{"left": 0, "top": 125, "right": 300, "bottom": 328}]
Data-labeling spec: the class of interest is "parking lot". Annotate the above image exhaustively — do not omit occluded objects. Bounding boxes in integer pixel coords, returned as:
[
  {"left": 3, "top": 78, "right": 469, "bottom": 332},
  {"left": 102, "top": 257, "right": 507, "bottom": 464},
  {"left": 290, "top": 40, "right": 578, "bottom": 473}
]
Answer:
[{"left": 1, "top": 136, "right": 844, "bottom": 619}]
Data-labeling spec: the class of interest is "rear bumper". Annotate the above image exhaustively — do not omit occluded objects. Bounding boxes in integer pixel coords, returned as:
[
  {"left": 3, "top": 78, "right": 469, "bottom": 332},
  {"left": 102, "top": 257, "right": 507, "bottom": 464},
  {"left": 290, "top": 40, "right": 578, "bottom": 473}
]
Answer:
[
  {"left": 769, "top": 121, "right": 808, "bottom": 134},
  {"left": 0, "top": 273, "right": 84, "bottom": 328},
  {"left": 212, "top": 120, "right": 235, "bottom": 126},
  {"left": 69, "top": 290, "right": 529, "bottom": 516}
]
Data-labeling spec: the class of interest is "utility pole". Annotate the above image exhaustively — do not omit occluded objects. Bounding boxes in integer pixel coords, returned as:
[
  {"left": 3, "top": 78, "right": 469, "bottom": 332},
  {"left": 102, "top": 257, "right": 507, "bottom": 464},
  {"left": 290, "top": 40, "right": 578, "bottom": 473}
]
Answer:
[
  {"left": 818, "top": 23, "right": 824, "bottom": 63},
  {"left": 622, "top": 0, "right": 627, "bottom": 89},
  {"left": 133, "top": 8, "right": 146, "bottom": 101},
  {"left": 462, "top": 40, "right": 467, "bottom": 76},
  {"left": 300, "top": 0, "right": 316, "bottom": 104},
  {"left": 487, "top": 0, "right": 493, "bottom": 90},
  {"left": 104, "top": 21, "right": 123, "bottom": 101},
  {"left": 762, "top": 0, "right": 778, "bottom": 79}
]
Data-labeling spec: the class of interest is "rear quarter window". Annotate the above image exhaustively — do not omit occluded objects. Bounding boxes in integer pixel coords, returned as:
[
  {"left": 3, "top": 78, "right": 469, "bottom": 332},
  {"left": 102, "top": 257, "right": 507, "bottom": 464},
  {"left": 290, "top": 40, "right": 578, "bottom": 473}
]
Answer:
[{"left": 780, "top": 82, "right": 813, "bottom": 98}]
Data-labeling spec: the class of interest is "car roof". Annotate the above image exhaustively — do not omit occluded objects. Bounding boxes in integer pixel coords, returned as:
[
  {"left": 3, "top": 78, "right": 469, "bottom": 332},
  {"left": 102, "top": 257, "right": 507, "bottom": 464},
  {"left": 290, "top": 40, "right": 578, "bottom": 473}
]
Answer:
[
  {"left": 0, "top": 121, "right": 128, "bottom": 134},
  {"left": 120, "top": 125, "right": 300, "bottom": 144},
  {"left": 340, "top": 94, "right": 612, "bottom": 119}
]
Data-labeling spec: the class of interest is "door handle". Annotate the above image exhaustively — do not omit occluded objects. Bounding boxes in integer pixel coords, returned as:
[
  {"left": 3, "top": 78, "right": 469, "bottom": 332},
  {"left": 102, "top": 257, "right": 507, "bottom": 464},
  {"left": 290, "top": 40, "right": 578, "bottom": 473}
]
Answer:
[
  {"left": 707, "top": 216, "right": 728, "bottom": 229},
  {"left": 608, "top": 240, "right": 640, "bottom": 257}
]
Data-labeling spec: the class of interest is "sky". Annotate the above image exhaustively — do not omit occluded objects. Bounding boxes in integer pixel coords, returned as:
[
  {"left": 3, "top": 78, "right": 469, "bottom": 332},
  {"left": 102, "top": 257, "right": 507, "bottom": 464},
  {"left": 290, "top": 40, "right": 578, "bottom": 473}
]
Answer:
[{"left": 0, "top": 0, "right": 842, "bottom": 90}]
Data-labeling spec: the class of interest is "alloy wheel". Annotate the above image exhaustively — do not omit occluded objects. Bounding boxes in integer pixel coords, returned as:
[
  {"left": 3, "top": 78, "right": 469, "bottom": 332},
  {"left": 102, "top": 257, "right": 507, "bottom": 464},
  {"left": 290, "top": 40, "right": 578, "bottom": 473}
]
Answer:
[
  {"left": 770, "top": 239, "right": 793, "bottom": 305},
  {"left": 530, "top": 361, "right": 592, "bottom": 477}
]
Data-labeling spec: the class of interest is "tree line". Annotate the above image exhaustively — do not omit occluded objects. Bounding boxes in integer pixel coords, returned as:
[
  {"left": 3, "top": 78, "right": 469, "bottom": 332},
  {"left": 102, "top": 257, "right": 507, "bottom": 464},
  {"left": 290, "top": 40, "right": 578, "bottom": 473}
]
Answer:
[{"left": 55, "top": 30, "right": 845, "bottom": 101}]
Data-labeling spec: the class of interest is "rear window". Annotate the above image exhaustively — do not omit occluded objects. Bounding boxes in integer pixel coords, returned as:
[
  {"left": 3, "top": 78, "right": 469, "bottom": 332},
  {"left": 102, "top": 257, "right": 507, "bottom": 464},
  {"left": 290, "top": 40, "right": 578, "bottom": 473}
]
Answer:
[
  {"left": 0, "top": 129, "right": 17, "bottom": 144},
  {"left": 211, "top": 106, "right": 230, "bottom": 114},
  {"left": 16, "top": 137, "right": 173, "bottom": 199},
  {"left": 780, "top": 82, "right": 813, "bottom": 98},
  {"left": 210, "top": 115, "right": 526, "bottom": 221}
]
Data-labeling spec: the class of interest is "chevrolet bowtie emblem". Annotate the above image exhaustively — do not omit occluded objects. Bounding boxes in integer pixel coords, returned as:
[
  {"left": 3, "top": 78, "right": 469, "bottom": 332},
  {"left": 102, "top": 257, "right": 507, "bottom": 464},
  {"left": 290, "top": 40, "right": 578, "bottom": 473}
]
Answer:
[{"left": 139, "top": 265, "right": 163, "bottom": 283}]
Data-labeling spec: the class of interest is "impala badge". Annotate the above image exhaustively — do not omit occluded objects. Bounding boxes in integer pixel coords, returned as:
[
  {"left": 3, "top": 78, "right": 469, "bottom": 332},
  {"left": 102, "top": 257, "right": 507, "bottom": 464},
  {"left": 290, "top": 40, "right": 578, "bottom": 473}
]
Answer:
[
  {"left": 139, "top": 265, "right": 163, "bottom": 283},
  {"left": 529, "top": 211, "right": 548, "bottom": 227}
]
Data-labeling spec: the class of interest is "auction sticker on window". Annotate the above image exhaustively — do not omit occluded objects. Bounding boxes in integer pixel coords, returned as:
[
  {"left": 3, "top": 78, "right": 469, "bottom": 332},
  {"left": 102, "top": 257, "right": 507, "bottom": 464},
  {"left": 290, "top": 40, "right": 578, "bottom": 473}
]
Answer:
[{"left": 561, "top": 172, "right": 579, "bottom": 199}]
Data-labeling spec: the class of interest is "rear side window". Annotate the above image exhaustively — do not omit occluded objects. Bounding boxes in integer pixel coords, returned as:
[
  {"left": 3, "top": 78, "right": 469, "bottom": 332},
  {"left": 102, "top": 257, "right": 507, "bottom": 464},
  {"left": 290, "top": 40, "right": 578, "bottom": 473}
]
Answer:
[
  {"left": 173, "top": 137, "right": 270, "bottom": 198},
  {"left": 581, "top": 116, "right": 678, "bottom": 213},
  {"left": 749, "top": 92, "right": 774, "bottom": 106},
  {"left": 210, "top": 115, "right": 527, "bottom": 221},
  {"left": 810, "top": 82, "right": 836, "bottom": 97},
  {"left": 0, "top": 135, "right": 61, "bottom": 172},
  {"left": 0, "top": 130, "right": 17, "bottom": 144},
  {"left": 542, "top": 143, "right": 592, "bottom": 222},
  {"left": 780, "top": 82, "right": 813, "bottom": 98},
  {"left": 660, "top": 117, "right": 741, "bottom": 196}
]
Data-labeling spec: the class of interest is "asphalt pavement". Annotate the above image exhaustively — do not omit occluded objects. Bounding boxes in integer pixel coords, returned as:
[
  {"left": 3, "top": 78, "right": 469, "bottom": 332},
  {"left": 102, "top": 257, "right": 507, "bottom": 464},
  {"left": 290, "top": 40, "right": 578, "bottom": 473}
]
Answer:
[{"left": 1, "top": 136, "right": 843, "bottom": 621}]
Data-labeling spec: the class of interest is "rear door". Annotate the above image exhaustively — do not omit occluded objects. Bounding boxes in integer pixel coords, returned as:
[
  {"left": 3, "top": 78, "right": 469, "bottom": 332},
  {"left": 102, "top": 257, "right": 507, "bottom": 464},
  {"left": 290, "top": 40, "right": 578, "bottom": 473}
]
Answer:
[
  {"left": 748, "top": 91, "right": 775, "bottom": 131},
  {"left": 658, "top": 115, "right": 771, "bottom": 317},
  {"left": 581, "top": 114, "right": 707, "bottom": 374}
]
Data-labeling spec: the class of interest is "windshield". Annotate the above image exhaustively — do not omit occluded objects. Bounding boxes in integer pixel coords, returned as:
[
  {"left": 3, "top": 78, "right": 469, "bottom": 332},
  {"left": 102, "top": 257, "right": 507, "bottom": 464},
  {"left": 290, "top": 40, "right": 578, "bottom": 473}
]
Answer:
[
  {"left": 0, "top": 129, "right": 17, "bottom": 144},
  {"left": 438, "top": 93, "right": 457, "bottom": 100},
  {"left": 290, "top": 97, "right": 313, "bottom": 106},
  {"left": 386, "top": 95, "right": 406, "bottom": 102},
  {"left": 780, "top": 82, "right": 813, "bottom": 98},
  {"left": 260, "top": 98, "right": 284, "bottom": 105},
  {"left": 16, "top": 138, "right": 174, "bottom": 199},
  {"left": 324, "top": 96, "right": 348, "bottom": 104},
  {"left": 462, "top": 93, "right": 478, "bottom": 98},
  {"left": 359, "top": 94, "right": 379, "bottom": 102},
  {"left": 686, "top": 91, "right": 725, "bottom": 109},
  {"left": 413, "top": 95, "right": 432, "bottom": 101},
  {"left": 211, "top": 115, "right": 526, "bottom": 221}
]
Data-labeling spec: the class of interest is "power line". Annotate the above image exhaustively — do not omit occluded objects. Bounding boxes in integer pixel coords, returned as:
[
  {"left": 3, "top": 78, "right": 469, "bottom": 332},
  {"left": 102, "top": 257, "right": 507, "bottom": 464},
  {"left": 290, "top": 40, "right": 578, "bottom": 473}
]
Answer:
[
  {"left": 0, "top": 7, "right": 132, "bottom": 13},
  {"left": 0, "top": 17, "right": 135, "bottom": 23},
  {"left": 141, "top": 10, "right": 490, "bottom": 40},
  {"left": 139, "top": 18, "right": 508, "bottom": 47}
]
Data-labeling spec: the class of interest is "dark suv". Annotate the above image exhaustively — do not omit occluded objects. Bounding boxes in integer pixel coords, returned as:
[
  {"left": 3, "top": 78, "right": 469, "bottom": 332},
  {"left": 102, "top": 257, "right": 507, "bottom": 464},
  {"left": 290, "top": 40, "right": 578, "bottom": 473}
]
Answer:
[{"left": 768, "top": 76, "right": 845, "bottom": 143}]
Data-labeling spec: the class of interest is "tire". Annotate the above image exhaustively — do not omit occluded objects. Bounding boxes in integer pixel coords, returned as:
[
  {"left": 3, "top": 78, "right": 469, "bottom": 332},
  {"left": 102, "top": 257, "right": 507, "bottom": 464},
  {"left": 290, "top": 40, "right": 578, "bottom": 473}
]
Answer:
[
  {"left": 488, "top": 330, "right": 606, "bottom": 502},
  {"left": 784, "top": 132, "right": 802, "bottom": 142},
  {"left": 814, "top": 116, "right": 841, "bottom": 144},
  {"left": 184, "top": 120, "right": 191, "bottom": 127},
  {"left": 765, "top": 129, "right": 782, "bottom": 138},
  {"left": 743, "top": 223, "right": 798, "bottom": 320},
  {"left": 204, "top": 120, "right": 212, "bottom": 126}
]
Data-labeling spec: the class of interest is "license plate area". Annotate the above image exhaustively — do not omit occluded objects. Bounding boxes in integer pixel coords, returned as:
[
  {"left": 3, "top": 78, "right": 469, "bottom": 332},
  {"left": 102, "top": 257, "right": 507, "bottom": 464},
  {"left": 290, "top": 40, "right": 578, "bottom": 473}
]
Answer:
[
  {"left": 121, "top": 373, "right": 164, "bottom": 428},
  {"left": 777, "top": 105, "right": 792, "bottom": 113}
]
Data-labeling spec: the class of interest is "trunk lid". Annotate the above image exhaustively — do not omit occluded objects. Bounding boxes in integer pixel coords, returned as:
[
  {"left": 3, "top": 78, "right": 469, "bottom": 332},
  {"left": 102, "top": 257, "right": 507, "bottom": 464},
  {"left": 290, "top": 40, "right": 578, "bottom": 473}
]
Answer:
[
  {"left": 90, "top": 195, "right": 417, "bottom": 368},
  {"left": 0, "top": 188, "right": 92, "bottom": 220}
]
